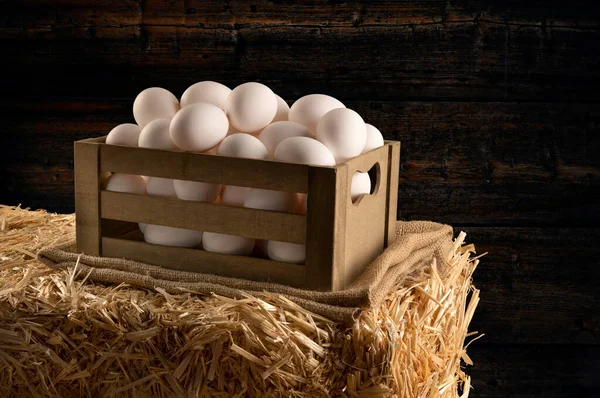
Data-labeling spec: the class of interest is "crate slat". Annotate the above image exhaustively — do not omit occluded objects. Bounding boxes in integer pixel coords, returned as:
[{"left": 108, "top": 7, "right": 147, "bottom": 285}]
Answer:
[
  {"left": 100, "top": 143, "right": 312, "bottom": 193},
  {"left": 100, "top": 191, "right": 307, "bottom": 243},
  {"left": 102, "top": 237, "right": 306, "bottom": 288},
  {"left": 305, "top": 166, "right": 348, "bottom": 291}
]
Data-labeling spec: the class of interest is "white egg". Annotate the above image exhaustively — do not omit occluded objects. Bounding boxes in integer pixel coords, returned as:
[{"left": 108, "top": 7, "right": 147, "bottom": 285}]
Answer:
[
  {"left": 288, "top": 94, "right": 345, "bottom": 133},
  {"left": 174, "top": 180, "right": 221, "bottom": 202},
  {"left": 217, "top": 134, "right": 268, "bottom": 159},
  {"left": 244, "top": 189, "right": 297, "bottom": 212},
  {"left": 139, "top": 223, "right": 148, "bottom": 234},
  {"left": 225, "top": 82, "right": 278, "bottom": 133},
  {"left": 143, "top": 224, "right": 203, "bottom": 248},
  {"left": 221, "top": 185, "right": 251, "bottom": 207},
  {"left": 273, "top": 136, "right": 336, "bottom": 166},
  {"left": 272, "top": 95, "right": 290, "bottom": 122},
  {"left": 100, "top": 171, "right": 112, "bottom": 190},
  {"left": 105, "top": 173, "right": 146, "bottom": 195},
  {"left": 146, "top": 177, "right": 176, "bottom": 197},
  {"left": 295, "top": 193, "right": 307, "bottom": 215},
  {"left": 133, "top": 87, "right": 179, "bottom": 127},
  {"left": 315, "top": 108, "right": 367, "bottom": 163},
  {"left": 362, "top": 123, "right": 384, "bottom": 154},
  {"left": 106, "top": 124, "right": 142, "bottom": 147},
  {"left": 138, "top": 118, "right": 176, "bottom": 150},
  {"left": 258, "top": 121, "right": 310, "bottom": 158},
  {"left": 351, "top": 172, "right": 371, "bottom": 201},
  {"left": 170, "top": 103, "right": 229, "bottom": 152},
  {"left": 180, "top": 81, "right": 231, "bottom": 110},
  {"left": 202, "top": 232, "right": 255, "bottom": 255},
  {"left": 267, "top": 241, "right": 305, "bottom": 264}
]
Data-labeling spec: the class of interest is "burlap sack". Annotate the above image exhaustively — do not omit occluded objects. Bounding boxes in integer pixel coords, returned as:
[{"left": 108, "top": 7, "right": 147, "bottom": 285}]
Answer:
[{"left": 38, "top": 220, "right": 453, "bottom": 322}]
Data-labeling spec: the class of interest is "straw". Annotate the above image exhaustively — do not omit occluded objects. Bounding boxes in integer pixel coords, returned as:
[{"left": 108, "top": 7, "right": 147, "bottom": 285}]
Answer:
[{"left": 0, "top": 205, "right": 480, "bottom": 397}]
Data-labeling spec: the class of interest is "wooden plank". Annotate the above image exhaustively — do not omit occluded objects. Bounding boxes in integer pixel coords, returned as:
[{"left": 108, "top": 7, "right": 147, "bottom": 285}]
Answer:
[
  {"left": 100, "top": 191, "right": 306, "bottom": 244},
  {"left": 101, "top": 237, "right": 306, "bottom": 288},
  {"left": 2, "top": 16, "right": 599, "bottom": 100},
  {"left": 3, "top": 0, "right": 596, "bottom": 31},
  {"left": 74, "top": 140, "right": 101, "bottom": 255},
  {"left": 99, "top": 144, "right": 310, "bottom": 193},
  {"left": 468, "top": 344, "right": 600, "bottom": 398},
  {"left": 305, "top": 166, "right": 347, "bottom": 291},
  {"left": 342, "top": 145, "right": 390, "bottom": 288},
  {"left": 385, "top": 142, "right": 400, "bottom": 246},
  {"left": 465, "top": 227, "right": 600, "bottom": 345}
]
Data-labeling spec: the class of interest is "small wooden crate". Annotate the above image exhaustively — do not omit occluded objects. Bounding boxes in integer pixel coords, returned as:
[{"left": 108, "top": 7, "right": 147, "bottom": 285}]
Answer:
[{"left": 74, "top": 137, "right": 400, "bottom": 291}]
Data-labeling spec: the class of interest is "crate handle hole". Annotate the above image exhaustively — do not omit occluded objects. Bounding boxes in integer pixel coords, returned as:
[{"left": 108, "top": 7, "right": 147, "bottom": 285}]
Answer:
[{"left": 351, "top": 162, "right": 381, "bottom": 205}]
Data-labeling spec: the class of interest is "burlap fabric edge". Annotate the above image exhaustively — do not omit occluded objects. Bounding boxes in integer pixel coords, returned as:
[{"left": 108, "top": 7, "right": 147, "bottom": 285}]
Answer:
[{"left": 37, "top": 220, "right": 453, "bottom": 322}]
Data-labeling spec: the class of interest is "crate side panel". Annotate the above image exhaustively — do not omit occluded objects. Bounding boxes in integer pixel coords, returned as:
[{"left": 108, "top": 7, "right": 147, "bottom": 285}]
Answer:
[{"left": 342, "top": 145, "right": 391, "bottom": 288}]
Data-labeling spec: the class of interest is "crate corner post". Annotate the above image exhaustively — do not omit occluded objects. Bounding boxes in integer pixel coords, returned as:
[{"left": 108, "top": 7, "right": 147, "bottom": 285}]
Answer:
[{"left": 74, "top": 139, "right": 102, "bottom": 256}]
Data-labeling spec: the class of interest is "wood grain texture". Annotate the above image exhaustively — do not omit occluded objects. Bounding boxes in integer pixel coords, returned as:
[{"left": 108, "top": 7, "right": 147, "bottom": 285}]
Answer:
[
  {"left": 2, "top": 1, "right": 599, "bottom": 395},
  {"left": 468, "top": 344, "right": 599, "bottom": 398},
  {"left": 101, "top": 142, "right": 310, "bottom": 193},
  {"left": 74, "top": 140, "right": 100, "bottom": 255},
  {"left": 2, "top": 1, "right": 599, "bottom": 100},
  {"left": 102, "top": 237, "right": 306, "bottom": 288},
  {"left": 305, "top": 166, "right": 347, "bottom": 291},
  {"left": 100, "top": 190, "right": 306, "bottom": 243},
  {"left": 385, "top": 141, "right": 400, "bottom": 246},
  {"left": 342, "top": 145, "right": 390, "bottom": 288},
  {"left": 465, "top": 226, "right": 600, "bottom": 345}
]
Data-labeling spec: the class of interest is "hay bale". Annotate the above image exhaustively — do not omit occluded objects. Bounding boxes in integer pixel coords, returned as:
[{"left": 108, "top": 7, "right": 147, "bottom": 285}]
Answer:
[{"left": 0, "top": 205, "right": 481, "bottom": 397}]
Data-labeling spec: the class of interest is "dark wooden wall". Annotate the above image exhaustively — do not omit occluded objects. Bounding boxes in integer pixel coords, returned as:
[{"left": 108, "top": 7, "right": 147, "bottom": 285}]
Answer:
[{"left": 1, "top": 1, "right": 599, "bottom": 396}]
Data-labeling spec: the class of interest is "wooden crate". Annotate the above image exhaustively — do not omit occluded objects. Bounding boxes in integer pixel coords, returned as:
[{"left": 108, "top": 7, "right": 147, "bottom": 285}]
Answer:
[{"left": 74, "top": 136, "right": 400, "bottom": 291}]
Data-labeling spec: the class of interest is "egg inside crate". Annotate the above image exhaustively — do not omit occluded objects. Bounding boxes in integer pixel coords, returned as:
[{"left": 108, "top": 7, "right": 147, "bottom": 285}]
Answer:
[
  {"left": 202, "top": 232, "right": 255, "bottom": 256},
  {"left": 258, "top": 121, "right": 310, "bottom": 158},
  {"left": 267, "top": 241, "right": 306, "bottom": 264},
  {"left": 217, "top": 133, "right": 268, "bottom": 206},
  {"left": 106, "top": 123, "right": 142, "bottom": 147},
  {"left": 180, "top": 81, "right": 231, "bottom": 110},
  {"left": 351, "top": 172, "right": 371, "bottom": 202},
  {"left": 143, "top": 225, "right": 203, "bottom": 248},
  {"left": 105, "top": 173, "right": 146, "bottom": 195},
  {"left": 225, "top": 82, "right": 278, "bottom": 133},
  {"left": 133, "top": 87, "right": 179, "bottom": 128},
  {"left": 220, "top": 185, "right": 251, "bottom": 207},
  {"left": 217, "top": 134, "right": 269, "bottom": 160},
  {"left": 272, "top": 95, "right": 289, "bottom": 122},
  {"left": 170, "top": 102, "right": 228, "bottom": 152},
  {"left": 288, "top": 94, "right": 345, "bottom": 133},
  {"left": 138, "top": 118, "right": 176, "bottom": 150},
  {"left": 146, "top": 177, "right": 176, "bottom": 197},
  {"left": 362, "top": 123, "right": 384, "bottom": 154},
  {"left": 244, "top": 189, "right": 297, "bottom": 213},
  {"left": 174, "top": 180, "right": 221, "bottom": 202},
  {"left": 274, "top": 136, "right": 336, "bottom": 166},
  {"left": 316, "top": 108, "right": 367, "bottom": 163}
]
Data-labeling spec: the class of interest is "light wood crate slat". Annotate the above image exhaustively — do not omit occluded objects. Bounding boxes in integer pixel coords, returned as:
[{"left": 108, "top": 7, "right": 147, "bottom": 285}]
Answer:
[
  {"left": 305, "top": 166, "right": 348, "bottom": 291},
  {"left": 100, "top": 143, "right": 312, "bottom": 193},
  {"left": 102, "top": 237, "right": 306, "bottom": 288},
  {"left": 100, "top": 191, "right": 307, "bottom": 244},
  {"left": 75, "top": 140, "right": 101, "bottom": 255}
]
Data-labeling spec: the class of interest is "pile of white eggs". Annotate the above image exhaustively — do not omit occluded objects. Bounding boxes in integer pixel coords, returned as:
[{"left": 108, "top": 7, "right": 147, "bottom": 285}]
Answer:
[{"left": 104, "top": 81, "right": 384, "bottom": 264}]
